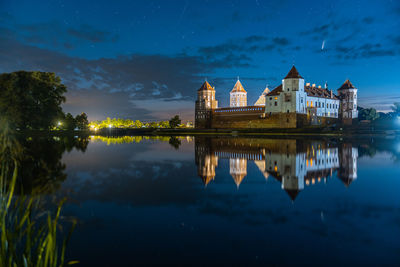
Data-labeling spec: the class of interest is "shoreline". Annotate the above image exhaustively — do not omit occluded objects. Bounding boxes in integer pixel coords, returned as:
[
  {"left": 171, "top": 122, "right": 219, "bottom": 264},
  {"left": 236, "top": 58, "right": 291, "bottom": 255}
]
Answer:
[{"left": 18, "top": 127, "right": 400, "bottom": 138}]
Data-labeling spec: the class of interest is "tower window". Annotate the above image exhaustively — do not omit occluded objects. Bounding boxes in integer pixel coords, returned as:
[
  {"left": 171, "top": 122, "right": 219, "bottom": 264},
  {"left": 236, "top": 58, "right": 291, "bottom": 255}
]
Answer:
[{"left": 274, "top": 102, "right": 277, "bottom": 106}]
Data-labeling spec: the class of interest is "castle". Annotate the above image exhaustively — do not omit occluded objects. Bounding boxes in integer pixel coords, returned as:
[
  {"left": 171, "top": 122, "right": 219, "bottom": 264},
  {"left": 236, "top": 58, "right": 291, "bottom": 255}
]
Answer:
[{"left": 195, "top": 66, "right": 358, "bottom": 129}]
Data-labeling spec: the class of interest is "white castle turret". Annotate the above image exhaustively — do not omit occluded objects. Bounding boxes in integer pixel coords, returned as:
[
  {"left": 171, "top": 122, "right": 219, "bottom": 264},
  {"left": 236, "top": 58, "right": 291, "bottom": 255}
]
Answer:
[{"left": 230, "top": 78, "right": 247, "bottom": 107}]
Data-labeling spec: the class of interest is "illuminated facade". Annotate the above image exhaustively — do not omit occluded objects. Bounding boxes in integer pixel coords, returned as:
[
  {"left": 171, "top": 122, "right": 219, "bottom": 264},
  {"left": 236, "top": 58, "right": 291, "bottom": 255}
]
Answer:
[
  {"left": 230, "top": 79, "right": 247, "bottom": 107},
  {"left": 194, "top": 66, "right": 359, "bottom": 129}
]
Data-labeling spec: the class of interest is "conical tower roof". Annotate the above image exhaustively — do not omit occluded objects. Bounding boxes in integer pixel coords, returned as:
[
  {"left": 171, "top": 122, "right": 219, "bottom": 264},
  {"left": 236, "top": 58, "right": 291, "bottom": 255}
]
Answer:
[
  {"left": 338, "top": 79, "right": 355, "bottom": 90},
  {"left": 254, "top": 86, "right": 270, "bottom": 106},
  {"left": 198, "top": 81, "right": 214, "bottom": 91},
  {"left": 284, "top": 66, "right": 303, "bottom": 79},
  {"left": 231, "top": 79, "right": 246, "bottom": 93}
]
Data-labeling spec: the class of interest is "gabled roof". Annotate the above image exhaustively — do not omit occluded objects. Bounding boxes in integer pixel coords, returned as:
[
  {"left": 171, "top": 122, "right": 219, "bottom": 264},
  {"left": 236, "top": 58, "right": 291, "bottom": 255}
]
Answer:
[
  {"left": 284, "top": 66, "right": 303, "bottom": 79},
  {"left": 305, "top": 85, "right": 339, "bottom": 100},
  {"left": 266, "top": 84, "right": 282, "bottom": 96},
  {"left": 231, "top": 79, "right": 246, "bottom": 93},
  {"left": 198, "top": 81, "right": 214, "bottom": 91},
  {"left": 338, "top": 79, "right": 356, "bottom": 90}
]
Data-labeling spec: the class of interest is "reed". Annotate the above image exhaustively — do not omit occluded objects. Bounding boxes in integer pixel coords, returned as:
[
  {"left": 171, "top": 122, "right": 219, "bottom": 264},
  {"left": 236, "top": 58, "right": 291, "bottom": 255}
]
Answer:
[{"left": 0, "top": 119, "right": 78, "bottom": 266}]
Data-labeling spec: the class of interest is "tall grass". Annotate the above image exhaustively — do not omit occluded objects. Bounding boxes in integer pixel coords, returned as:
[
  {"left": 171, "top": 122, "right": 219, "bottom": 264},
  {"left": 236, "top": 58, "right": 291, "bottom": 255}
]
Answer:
[{"left": 0, "top": 120, "right": 78, "bottom": 266}]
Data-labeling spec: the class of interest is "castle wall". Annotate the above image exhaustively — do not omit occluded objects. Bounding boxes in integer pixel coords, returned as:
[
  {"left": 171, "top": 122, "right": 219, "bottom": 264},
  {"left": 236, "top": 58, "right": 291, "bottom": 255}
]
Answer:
[{"left": 211, "top": 106, "right": 298, "bottom": 129}]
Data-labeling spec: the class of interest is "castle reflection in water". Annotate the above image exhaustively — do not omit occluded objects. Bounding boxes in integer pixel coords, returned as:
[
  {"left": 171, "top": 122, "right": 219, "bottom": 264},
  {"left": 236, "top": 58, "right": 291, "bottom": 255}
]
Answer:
[{"left": 195, "top": 137, "right": 358, "bottom": 201}]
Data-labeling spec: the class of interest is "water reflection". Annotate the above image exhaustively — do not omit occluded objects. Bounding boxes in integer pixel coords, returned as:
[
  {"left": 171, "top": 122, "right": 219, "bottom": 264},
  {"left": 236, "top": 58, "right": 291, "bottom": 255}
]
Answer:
[
  {"left": 195, "top": 137, "right": 359, "bottom": 200},
  {"left": 9, "top": 134, "right": 89, "bottom": 194}
]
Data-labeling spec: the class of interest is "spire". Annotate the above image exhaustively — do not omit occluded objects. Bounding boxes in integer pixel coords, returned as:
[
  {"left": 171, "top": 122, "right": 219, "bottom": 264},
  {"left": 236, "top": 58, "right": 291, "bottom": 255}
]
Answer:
[
  {"left": 198, "top": 81, "right": 215, "bottom": 91},
  {"left": 338, "top": 79, "right": 355, "bottom": 90},
  {"left": 230, "top": 79, "right": 246, "bottom": 93},
  {"left": 284, "top": 65, "right": 303, "bottom": 79}
]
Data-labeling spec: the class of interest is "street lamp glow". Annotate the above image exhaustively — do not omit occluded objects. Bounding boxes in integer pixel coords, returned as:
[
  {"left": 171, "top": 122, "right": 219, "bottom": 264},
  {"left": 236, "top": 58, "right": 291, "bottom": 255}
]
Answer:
[
  {"left": 57, "top": 121, "right": 62, "bottom": 126},
  {"left": 108, "top": 124, "right": 112, "bottom": 128}
]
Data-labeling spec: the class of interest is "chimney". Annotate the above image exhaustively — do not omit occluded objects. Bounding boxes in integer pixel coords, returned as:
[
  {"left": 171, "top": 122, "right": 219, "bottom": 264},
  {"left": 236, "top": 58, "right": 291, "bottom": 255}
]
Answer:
[
  {"left": 306, "top": 82, "right": 310, "bottom": 86},
  {"left": 330, "top": 90, "right": 333, "bottom": 98},
  {"left": 318, "top": 85, "right": 321, "bottom": 89},
  {"left": 312, "top": 84, "right": 316, "bottom": 88}
]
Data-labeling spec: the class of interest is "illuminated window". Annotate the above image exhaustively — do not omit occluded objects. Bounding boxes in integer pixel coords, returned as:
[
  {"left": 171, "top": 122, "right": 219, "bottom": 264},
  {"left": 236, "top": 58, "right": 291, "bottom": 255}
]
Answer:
[
  {"left": 311, "top": 101, "right": 313, "bottom": 107},
  {"left": 307, "top": 101, "right": 309, "bottom": 107},
  {"left": 274, "top": 97, "right": 278, "bottom": 100}
]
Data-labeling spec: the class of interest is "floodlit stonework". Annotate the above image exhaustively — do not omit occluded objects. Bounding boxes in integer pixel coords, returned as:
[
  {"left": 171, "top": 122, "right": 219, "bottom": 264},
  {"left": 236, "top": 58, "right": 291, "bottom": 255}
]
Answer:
[{"left": 195, "top": 66, "right": 358, "bottom": 129}]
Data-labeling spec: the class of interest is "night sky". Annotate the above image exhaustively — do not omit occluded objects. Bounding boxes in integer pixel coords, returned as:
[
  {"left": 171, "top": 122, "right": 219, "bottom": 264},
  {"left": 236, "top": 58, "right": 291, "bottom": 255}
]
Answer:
[{"left": 1, "top": 0, "right": 399, "bottom": 121}]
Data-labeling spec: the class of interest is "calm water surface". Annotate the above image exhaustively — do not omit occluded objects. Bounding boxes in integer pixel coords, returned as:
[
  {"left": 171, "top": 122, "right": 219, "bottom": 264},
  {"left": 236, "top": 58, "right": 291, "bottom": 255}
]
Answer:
[{"left": 24, "top": 135, "right": 400, "bottom": 265}]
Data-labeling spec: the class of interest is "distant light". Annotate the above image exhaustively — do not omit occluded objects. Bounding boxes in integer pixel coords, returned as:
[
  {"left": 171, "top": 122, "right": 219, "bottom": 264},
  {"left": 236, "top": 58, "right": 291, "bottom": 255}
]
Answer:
[
  {"left": 108, "top": 124, "right": 112, "bottom": 128},
  {"left": 58, "top": 121, "right": 62, "bottom": 126},
  {"left": 90, "top": 125, "right": 95, "bottom": 129}
]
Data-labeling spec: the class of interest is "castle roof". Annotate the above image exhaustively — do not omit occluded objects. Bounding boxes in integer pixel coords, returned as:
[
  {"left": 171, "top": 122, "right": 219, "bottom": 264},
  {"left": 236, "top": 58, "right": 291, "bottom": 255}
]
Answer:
[
  {"left": 338, "top": 79, "right": 355, "bottom": 90},
  {"left": 231, "top": 79, "right": 246, "bottom": 93},
  {"left": 266, "top": 84, "right": 283, "bottom": 96},
  {"left": 254, "top": 86, "right": 270, "bottom": 106},
  {"left": 266, "top": 84, "right": 339, "bottom": 100},
  {"left": 284, "top": 65, "right": 303, "bottom": 79},
  {"left": 198, "top": 81, "right": 214, "bottom": 91},
  {"left": 305, "top": 85, "right": 339, "bottom": 100}
]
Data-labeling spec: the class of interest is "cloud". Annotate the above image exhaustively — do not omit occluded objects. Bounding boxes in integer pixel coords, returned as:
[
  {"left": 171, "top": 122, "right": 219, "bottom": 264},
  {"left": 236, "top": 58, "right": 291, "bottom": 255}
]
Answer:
[
  {"left": 67, "top": 24, "right": 118, "bottom": 43},
  {"left": 334, "top": 42, "right": 396, "bottom": 60},
  {"left": 197, "top": 35, "right": 291, "bottom": 62},
  {"left": 0, "top": 14, "right": 118, "bottom": 50}
]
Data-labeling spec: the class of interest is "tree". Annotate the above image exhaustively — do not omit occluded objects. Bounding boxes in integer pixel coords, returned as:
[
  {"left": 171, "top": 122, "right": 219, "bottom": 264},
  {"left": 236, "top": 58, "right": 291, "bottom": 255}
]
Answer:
[
  {"left": 359, "top": 107, "right": 380, "bottom": 121},
  {"left": 134, "top": 120, "right": 143, "bottom": 128},
  {"left": 75, "top": 112, "right": 89, "bottom": 130},
  {"left": 0, "top": 71, "right": 66, "bottom": 130},
  {"left": 169, "top": 115, "right": 181, "bottom": 128},
  {"left": 63, "top": 113, "right": 76, "bottom": 131}
]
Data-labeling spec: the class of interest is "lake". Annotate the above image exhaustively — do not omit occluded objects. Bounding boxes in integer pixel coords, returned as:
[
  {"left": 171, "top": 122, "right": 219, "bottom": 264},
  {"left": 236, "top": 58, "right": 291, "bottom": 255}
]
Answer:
[{"left": 10, "top": 135, "right": 400, "bottom": 265}]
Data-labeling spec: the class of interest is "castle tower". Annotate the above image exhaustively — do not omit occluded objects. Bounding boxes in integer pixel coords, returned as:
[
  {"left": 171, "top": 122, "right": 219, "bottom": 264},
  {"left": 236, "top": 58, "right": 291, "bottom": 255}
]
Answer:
[
  {"left": 337, "top": 80, "right": 358, "bottom": 124},
  {"left": 281, "top": 66, "right": 306, "bottom": 114},
  {"left": 282, "top": 66, "right": 305, "bottom": 93},
  {"left": 230, "top": 78, "right": 247, "bottom": 107},
  {"left": 195, "top": 81, "right": 218, "bottom": 128}
]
